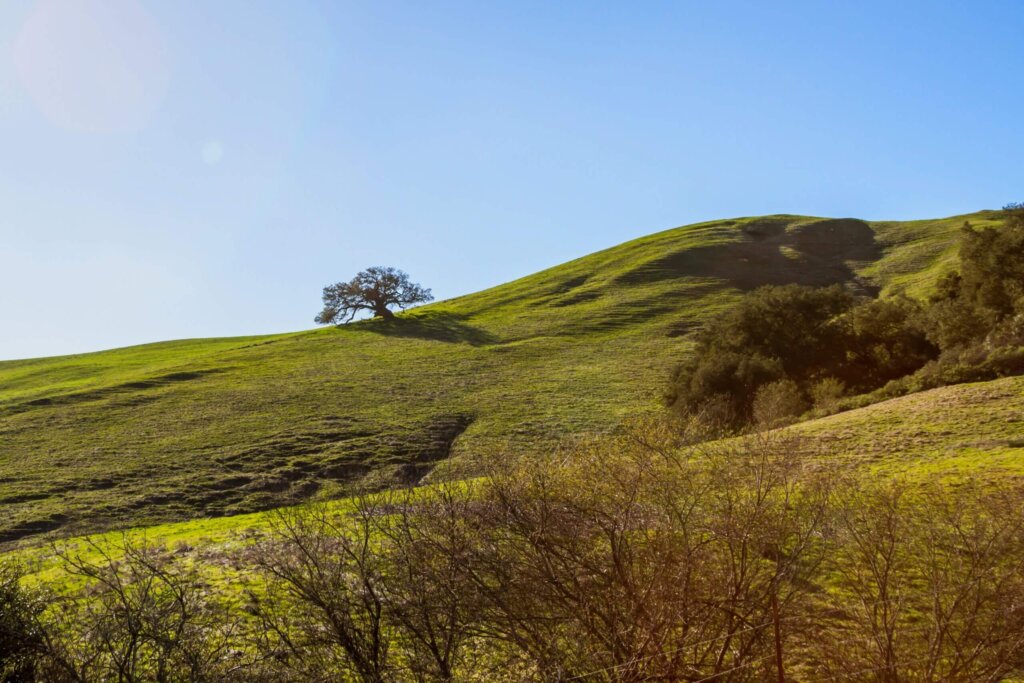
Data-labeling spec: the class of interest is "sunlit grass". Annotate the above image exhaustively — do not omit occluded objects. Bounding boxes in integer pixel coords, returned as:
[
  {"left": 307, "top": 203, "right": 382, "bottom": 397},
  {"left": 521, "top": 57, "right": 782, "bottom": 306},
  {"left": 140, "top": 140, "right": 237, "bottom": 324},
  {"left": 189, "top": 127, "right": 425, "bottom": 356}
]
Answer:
[{"left": 0, "top": 211, "right": 997, "bottom": 547}]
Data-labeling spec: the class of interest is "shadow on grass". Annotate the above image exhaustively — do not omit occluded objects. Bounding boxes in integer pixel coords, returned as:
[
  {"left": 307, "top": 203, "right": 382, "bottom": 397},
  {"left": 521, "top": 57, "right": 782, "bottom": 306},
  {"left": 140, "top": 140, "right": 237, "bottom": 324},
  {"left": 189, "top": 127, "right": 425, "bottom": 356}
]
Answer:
[
  {"left": 616, "top": 218, "right": 883, "bottom": 295},
  {"left": 351, "top": 311, "right": 498, "bottom": 346}
]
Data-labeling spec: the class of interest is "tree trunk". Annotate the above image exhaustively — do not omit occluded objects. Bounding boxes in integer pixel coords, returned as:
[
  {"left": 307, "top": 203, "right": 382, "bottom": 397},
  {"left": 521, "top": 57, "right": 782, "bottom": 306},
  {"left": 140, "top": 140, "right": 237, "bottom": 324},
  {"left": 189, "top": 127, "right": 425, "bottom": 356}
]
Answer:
[{"left": 375, "top": 306, "right": 394, "bottom": 319}]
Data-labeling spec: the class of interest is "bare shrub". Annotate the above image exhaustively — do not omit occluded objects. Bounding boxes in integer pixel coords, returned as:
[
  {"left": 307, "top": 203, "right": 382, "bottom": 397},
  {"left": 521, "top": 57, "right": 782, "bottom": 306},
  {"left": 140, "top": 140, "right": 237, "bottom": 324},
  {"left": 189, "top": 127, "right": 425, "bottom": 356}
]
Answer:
[
  {"left": 240, "top": 419, "right": 836, "bottom": 681},
  {"left": 369, "top": 484, "right": 482, "bottom": 682},
  {"left": 810, "top": 479, "right": 1024, "bottom": 681},
  {"left": 34, "top": 535, "right": 245, "bottom": 683},
  {"left": 246, "top": 503, "right": 391, "bottom": 683},
  {"left": 458, "top": 421, "right": 836, "bottom": 681},
  {"left": 810, "top": 376, "right": 846, "bottom": 411},
  {"left": 752, "top": 379, "right": 808, "bottom": 426},
  {"left": 17, "top": 417, "right": 1024, "bottom": 682},
  {"left": 247, "top": 485, "right": 490, "bottom": 682}
]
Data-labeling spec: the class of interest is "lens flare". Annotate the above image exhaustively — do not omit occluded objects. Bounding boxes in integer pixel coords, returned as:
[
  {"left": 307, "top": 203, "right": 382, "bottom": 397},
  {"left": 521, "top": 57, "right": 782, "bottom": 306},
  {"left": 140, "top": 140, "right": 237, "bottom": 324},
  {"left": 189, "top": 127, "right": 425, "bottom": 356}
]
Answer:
[
  {"left": 13, "top": 0, "right": 169, "bottom": 133},
  {"left": 201, "top": 139, "right": 225, "bottom": 165}
]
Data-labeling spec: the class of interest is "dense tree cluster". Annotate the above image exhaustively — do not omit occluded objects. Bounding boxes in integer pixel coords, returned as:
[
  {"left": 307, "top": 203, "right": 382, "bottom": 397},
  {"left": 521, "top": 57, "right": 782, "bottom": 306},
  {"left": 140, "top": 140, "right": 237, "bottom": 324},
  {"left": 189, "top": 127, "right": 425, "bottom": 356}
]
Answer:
[
  {"left": 923, "top": 204, "right": 1024, "bottom": 360},
  {"left": 666, "top": 284, "right": 936, "bottom": 426},
  {"left": 3, "top": 421, "right": 1024, "bottom": 681},
  {"left": 669, "top": 204, "right": 1024, "bottom": 427}
]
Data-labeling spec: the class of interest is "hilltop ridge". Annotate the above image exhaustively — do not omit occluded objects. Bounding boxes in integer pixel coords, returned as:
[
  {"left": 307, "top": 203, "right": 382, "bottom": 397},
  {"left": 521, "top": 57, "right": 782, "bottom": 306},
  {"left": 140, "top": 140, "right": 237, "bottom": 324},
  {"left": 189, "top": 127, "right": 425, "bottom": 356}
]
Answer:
[{"left": 0, "top": 210, "right": 1002, "bottom": 544}]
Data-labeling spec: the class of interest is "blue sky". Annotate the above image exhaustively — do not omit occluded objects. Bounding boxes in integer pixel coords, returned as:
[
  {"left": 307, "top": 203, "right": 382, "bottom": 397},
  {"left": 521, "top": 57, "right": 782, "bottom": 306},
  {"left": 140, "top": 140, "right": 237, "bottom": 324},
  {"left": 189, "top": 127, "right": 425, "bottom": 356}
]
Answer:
[{"left": 1, "top": 0, "right": 1022, "bottom": 360}]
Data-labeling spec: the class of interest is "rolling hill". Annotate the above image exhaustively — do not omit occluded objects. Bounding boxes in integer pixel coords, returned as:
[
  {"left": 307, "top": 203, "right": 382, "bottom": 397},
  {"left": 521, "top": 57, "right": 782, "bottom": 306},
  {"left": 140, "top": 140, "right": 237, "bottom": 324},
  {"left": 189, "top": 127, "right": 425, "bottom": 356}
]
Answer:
[
  {"left": 12, "top": 373, "right": 1024, "bottom": 581},
  {"left": 0, "top": 210, "right": 1006, "bottom": 546}
]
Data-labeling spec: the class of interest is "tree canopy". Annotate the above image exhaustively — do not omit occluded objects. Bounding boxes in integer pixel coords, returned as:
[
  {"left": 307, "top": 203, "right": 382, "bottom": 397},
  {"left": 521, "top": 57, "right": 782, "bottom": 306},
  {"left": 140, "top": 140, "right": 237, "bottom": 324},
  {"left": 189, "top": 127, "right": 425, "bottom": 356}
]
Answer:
[
  {"left": 315, "top": 266, "right": 433, "bottom": 325},
  {"left": 669, "top": 204, "right": 1024, "bottom": 427}
]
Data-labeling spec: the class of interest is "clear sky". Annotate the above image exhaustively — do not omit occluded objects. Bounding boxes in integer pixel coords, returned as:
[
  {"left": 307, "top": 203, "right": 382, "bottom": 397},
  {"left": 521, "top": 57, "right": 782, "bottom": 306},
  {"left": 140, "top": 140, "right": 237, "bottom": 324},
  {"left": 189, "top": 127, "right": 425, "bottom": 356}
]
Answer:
[{"left": 1, "top": 0, "right": 1022, "bottom": 360}]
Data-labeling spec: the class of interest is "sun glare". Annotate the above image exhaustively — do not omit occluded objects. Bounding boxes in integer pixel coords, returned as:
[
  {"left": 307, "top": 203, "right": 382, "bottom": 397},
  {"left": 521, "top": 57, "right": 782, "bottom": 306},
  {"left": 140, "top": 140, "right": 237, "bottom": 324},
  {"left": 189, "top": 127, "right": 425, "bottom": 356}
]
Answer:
[
  {"left": 201, "top": 139, "right": 225, "bottom": 165},
  {"left": 13, "top": 0, "right": 169, "bottom": 133}
]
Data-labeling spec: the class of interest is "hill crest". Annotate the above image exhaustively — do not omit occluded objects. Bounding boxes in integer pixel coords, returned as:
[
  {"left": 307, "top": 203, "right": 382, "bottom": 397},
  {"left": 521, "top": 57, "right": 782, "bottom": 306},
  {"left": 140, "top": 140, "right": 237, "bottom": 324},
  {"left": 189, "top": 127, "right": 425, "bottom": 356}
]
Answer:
[{"left": 0, "top": 210, "right": 1004, "bottom": 545}]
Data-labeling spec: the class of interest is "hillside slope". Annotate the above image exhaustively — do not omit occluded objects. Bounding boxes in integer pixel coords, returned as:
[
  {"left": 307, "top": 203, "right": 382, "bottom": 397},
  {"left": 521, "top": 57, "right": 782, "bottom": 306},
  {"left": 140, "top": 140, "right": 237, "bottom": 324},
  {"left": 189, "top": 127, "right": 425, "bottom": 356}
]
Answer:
[
  {"left": 11, "top": 374, "right": 1024, "bottom": 570},
  {"left": 793, "top": 375, "right": 1024, "bottom": 476},
  {"left": 0, "top": 211, "right": 1004, "bottom": 545}
]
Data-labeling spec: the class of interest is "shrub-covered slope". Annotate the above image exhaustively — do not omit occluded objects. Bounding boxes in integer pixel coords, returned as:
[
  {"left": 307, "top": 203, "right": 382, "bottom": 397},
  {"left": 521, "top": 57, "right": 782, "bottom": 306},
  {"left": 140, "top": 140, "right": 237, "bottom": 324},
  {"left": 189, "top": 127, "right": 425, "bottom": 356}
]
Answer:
[{"left": 0, "top": 211, "right": 1004, "bottom": 544}]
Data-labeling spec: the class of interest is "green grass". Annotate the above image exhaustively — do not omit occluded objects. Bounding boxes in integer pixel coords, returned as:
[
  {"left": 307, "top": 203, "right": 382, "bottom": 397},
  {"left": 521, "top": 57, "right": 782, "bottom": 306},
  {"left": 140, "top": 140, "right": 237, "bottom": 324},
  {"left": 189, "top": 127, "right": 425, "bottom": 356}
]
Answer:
[
  {"left": 793, "top": 374, "right": 1024, "bottom": 478},
  {"left": 0, "top": 210, "right": 1006, "bottom": 546},
  {"left": 12, "top": 373, "right": 1024, "bottom": 585}
]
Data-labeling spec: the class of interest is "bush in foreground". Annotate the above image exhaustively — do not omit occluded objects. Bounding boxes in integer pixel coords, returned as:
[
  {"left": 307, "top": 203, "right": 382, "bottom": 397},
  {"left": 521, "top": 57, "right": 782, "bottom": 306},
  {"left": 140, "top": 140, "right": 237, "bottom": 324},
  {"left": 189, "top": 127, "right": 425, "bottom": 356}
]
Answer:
[
  {"left": 7, "top": 419, "right": 1024, "bottom": 681},
  {"left": 0, "top": 562, "right": 42, "bottom": 683}
]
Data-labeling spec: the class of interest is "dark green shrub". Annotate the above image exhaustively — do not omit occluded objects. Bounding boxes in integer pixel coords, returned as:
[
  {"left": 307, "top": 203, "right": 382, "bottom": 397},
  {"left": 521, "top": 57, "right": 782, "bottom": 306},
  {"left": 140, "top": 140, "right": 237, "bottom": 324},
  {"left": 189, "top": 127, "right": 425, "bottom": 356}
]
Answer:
[
  {"left": 956, "top": 215, "right": 1024, "bottom": 323},
  {"left": 986, "top": 313, "right": 1024, "bottom": 348},
  {"left": 671, "top": 350, "right": 785, "bottom": 425},
  {"left": 841, "top": 296, "right": 937, "bottom": 390},
  {"left": 0, "top": 562, "right": 41, "bottom": 683},
  {"left": 670, "top": 207, "right": 1024, "bottom": 427},
  {"left": 928, "top": 209, "right": 1024, "bottom": 349},
  {"left": 926, "top": 296, "right": 988, "bottom": 351},
  {"left": 668, "top": 284, "right": 854, "bottom": 426}
]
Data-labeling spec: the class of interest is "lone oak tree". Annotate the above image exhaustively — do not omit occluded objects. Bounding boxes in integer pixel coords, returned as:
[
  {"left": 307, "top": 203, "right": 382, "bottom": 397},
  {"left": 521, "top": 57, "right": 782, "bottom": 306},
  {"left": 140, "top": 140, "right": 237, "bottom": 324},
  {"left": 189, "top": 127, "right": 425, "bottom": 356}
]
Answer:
[{"left": 315, "top": 266, "right": 434, "bottom": 324}]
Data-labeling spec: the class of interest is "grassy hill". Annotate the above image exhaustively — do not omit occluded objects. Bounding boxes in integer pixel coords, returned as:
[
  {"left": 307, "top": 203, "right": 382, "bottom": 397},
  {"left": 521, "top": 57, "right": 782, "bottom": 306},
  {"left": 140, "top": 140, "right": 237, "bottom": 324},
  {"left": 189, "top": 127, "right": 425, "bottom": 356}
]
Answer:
[
  {"left": 793, "top": 374, "right": 1024, "bottom": 477},
  {"left": 0, "top": 210, "right": 1006, "bottom": 546},
  {"left": 12, "top": 374, "right": 1024, "bottom": 583}
]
